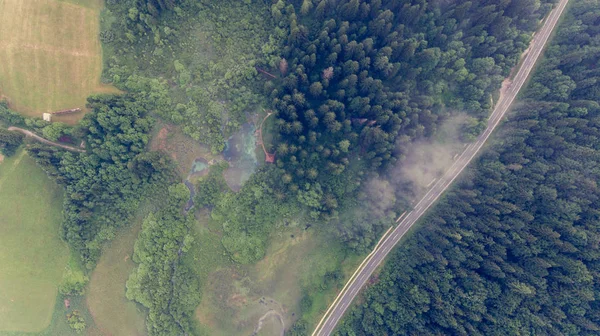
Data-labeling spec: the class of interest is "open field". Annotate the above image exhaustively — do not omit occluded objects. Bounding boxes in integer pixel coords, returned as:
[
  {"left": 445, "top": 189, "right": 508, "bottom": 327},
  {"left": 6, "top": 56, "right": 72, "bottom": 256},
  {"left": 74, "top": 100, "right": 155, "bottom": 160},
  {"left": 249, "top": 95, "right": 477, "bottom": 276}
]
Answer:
[
  {"left": 0, "top": 0, "right": 118, "bottom": 123},
  {"left": 0, "top": 292, "right": 105, "bottom": 336},
  {"left": 0, "top": 150, "right": 69, "bottom": 332},
  {"left": 87, "top": 214, "right": 147, "bottom": 336}
]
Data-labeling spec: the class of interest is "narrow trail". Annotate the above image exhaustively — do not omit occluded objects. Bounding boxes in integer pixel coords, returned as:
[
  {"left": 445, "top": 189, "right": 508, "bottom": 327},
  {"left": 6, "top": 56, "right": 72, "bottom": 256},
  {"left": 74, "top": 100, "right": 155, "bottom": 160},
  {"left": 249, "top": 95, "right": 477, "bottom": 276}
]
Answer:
[
  {"left": 256, "top": 111, "right": 275, "bottom": 162},
  {"left": 252, "top": 310, "right": 285, "bottom": 336},
  {"left": 7, "top": 126, "right": 85, "bottom": 153}
]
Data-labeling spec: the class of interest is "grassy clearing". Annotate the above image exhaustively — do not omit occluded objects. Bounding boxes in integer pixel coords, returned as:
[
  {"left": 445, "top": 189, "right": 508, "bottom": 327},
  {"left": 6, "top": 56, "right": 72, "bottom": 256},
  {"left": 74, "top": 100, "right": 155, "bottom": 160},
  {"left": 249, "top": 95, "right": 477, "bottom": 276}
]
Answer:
[
  {"left": 150, "top": 123, "right": 223, "bottom": 178},
  {"left": 0, "top": 294, "right": 104, "bottom": 336},
  {"left": 192, "top": 215, "right": 348, "bottom": 336},
  {"left": 0, "top": 0, "right": 118, "bottom": 122},
  {"left": 0, "top": 150, "right": 68, "bottom": 333},
  {"left": 86, "top": 212, "right": 147, "bottom": 336}
]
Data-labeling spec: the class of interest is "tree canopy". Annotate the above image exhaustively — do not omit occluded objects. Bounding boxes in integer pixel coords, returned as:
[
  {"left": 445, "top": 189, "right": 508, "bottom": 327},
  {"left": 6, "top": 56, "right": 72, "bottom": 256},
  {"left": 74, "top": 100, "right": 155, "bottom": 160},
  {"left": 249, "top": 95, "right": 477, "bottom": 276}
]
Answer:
[
  {"left": 126, "top": 183, "right": 200, "bottom": 336},
  {"left": 337, "top": 1, "right": 600, "bottom": 334},
  {"left": 27, "top": 94, "right": 175, "bottom": 267}
]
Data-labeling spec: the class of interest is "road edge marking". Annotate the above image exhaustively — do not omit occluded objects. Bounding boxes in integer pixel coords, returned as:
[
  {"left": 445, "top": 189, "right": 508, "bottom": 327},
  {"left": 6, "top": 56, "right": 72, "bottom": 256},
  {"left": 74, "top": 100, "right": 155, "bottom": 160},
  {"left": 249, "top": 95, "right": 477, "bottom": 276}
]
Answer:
[{"left": 311, "top": 224, "right": 394, "bottom": 336}]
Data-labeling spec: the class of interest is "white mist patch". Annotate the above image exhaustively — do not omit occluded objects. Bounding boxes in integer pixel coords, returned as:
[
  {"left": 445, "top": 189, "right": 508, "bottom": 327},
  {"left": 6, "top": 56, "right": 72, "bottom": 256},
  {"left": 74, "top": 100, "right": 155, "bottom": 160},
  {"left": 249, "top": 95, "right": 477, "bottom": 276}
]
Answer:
[
  {"left": 397, "top": 143, "right": 456, "bottom": 191},
  {"left": 391, "top": 114, "right": 471, "bottom": 197},
  {"left": 364, "top": 178, "right": 397, "bottom": 218}
]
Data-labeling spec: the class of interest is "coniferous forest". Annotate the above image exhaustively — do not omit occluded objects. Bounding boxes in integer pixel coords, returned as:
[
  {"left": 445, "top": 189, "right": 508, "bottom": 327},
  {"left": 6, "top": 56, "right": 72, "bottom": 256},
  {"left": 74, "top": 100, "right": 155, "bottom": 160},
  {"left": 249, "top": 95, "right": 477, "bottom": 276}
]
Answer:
[
  {"left": 270, "top": 0, "right": 557, "bottom": 225},
  {"left": 336, "top": 1, "right": 600, "bottom": 335}
]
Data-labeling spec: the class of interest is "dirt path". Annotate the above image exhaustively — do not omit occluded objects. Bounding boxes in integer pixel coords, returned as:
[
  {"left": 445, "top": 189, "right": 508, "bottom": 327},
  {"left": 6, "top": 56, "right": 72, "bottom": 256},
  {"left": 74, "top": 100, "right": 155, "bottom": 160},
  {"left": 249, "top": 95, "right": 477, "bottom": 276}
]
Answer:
[
  {"left": 252, "top": 310, "right": 285, "bottom": 336},
  {"left": 7, "top": 126, "right": 86, "bottom": 153}
]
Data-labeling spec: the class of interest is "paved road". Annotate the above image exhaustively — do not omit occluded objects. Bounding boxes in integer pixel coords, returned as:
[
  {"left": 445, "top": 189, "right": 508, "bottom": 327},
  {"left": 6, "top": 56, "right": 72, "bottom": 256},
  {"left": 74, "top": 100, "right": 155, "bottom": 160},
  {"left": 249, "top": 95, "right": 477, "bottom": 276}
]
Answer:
[
  {"left": 312, "top": 0, "right": 570, "bottom": 334},
  {"left": 8, "top": 126, "right": 86, "bottom": 153}
]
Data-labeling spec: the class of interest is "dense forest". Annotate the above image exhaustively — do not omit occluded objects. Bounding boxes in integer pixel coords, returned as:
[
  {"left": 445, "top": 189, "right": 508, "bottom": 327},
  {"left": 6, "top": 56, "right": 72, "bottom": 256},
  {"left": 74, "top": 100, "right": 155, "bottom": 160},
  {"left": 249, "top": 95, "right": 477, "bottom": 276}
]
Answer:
[
  {"left": 268, "top": 0, "right": 557, "bottom": 226},
  {"left": 97, "top": 0, "right": 561, "bottom": 265},
  {"left": 337, "top": 1, "right": 600, "bottom": 334},
  {"left": 25, "top": 95, "right": 175, "bottom": 267}
]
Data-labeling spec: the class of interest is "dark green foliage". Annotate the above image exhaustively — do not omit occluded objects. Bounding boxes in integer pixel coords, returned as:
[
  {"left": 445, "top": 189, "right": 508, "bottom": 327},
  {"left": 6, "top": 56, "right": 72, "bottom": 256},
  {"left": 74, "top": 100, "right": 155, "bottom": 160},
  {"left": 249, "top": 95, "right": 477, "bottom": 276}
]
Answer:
[
  {"left": 212, "top": 167, "right": 301, "bottom": 264},
  {"left": 0, "top": 128, "right": 24, "bottom": 156},
  {"left": 42, "top": 122, "right": 70, "bottom": 142},
  {"left": 27, "top": 94, "right": 175, "bottom": 267},
  {"left": 193, "top": 162, "right": 228, "bottom": 208},
  {"left": 287, "top": 318, "right": 309, "bottom": 336},
  {"left": 338, "top": 2, "right": 600, "bottom": 334},
  {"left": 101, "top": 0, "right": 282, "bottom": 153},
  {"left": 0, "top": 101, "right": 25, "bottom": 126},
  {"left": 138, "top": 0, "right": 179, "bottom": 16},
  {"left": 269, "top": 0, "right": 556, "bottom": 221},
  {"left": 126, "top": 183, "right": 200, "bottom": 336}
]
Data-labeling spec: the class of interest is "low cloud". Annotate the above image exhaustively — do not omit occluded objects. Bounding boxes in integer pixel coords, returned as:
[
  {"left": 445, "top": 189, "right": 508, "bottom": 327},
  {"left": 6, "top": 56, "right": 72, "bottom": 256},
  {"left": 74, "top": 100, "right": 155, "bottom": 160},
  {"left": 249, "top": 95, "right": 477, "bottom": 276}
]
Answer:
[
  {"left": 363, "top": 178, "right": 396, "bottom": 218},
  {"left": 335, "top": 114, "right": 471, "bottom": 247},
  {"left": 390, "top": 114, "right": 470, "bottom": 203}
]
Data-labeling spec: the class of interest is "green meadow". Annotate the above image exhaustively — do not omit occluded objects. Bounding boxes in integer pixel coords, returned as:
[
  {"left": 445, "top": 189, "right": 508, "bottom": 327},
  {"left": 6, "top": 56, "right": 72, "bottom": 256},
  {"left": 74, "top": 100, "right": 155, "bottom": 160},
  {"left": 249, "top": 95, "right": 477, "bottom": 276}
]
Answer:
[{"left": 0, "top": 150, "right": 68, "bottom": 333}]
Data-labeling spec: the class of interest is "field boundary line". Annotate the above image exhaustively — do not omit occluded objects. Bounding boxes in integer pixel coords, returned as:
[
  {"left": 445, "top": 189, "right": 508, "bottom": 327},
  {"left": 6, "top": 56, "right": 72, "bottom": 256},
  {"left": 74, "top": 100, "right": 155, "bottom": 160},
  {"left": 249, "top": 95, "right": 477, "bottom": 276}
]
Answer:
[{"left": 0, "top": 150, "right": 26, "bottom": 190}]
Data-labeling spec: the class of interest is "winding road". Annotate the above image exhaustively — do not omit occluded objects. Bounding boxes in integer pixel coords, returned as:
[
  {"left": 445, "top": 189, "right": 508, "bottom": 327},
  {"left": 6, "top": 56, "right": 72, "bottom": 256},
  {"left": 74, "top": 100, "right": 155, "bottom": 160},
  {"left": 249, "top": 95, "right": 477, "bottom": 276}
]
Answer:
[
  {"left": 312, "top": 0, "right": 570, "bottom": 335},
  {"left": 8, "top": 126, "right": 85, "bottom": 153}
]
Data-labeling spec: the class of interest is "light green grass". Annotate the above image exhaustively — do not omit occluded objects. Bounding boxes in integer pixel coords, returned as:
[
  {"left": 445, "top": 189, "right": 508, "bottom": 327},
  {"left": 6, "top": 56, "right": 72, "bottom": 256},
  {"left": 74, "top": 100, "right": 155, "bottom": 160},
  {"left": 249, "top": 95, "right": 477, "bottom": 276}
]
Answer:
[
  {"left": 193, "top": 216, "right": 348, "bottom": 336},
  {"left": 0, "top": 0, "right": 118, "bottom": 123},
  {"left": 86, "top": 215, "right": 147, "bottom": 336},
  {"left": 0, "top": 149, "right": 69, "bottom": 333},
  {"left": 0, "top": 294, "right": 105, "bottom": 336}
]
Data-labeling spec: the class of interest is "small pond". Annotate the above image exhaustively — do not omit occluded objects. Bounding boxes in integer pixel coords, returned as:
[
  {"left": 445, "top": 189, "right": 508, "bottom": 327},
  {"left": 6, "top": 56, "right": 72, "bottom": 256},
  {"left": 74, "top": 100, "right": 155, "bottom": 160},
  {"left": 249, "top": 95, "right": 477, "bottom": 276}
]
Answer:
[
  {"left": 189, "top": 158, "right": 210, "bottom": 178},
  {"left": 222, "top": 122, "right": 258, "bottom": 191},
  {"left": 184, "top": 122, "right": 259, "bottom": 209}
]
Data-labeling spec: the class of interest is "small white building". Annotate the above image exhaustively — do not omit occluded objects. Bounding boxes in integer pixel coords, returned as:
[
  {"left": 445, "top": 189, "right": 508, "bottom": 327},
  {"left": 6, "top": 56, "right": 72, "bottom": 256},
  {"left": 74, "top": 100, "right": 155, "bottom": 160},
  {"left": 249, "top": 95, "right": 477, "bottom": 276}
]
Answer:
[{"left": 42, "top": 113, "right": 52, "bottom": 122}]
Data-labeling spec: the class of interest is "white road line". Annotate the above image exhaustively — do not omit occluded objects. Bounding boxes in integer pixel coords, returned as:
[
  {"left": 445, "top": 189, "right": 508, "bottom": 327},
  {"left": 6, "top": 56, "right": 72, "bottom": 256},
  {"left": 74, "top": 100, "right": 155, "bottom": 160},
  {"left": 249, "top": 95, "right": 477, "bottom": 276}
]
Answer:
[
  {"left": 425, "top": 178, "right": 437, "bottom": 188},
  {"left": 395, "top": 211, "right": 408, "bottom": 222}
]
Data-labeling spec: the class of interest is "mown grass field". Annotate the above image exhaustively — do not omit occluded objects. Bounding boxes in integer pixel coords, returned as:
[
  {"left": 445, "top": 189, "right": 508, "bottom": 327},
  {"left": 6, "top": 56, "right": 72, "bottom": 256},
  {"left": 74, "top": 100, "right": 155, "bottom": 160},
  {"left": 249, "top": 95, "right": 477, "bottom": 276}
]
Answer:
[
  {"left": 0, "top": 149, "right": 69, "bottom": 333},
  {"left": 0, "top": 0, "right": 118, "bottom": 122},
  {"left": 87, "top": 214, "right": 147, "bottom": 336}
]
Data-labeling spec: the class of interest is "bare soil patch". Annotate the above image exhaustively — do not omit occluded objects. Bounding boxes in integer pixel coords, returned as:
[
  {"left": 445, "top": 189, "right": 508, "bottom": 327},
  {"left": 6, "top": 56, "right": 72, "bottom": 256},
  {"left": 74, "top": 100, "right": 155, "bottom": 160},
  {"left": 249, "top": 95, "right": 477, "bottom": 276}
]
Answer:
[{"left": 150, "top": 124, "right": 222, "bottom": 178}]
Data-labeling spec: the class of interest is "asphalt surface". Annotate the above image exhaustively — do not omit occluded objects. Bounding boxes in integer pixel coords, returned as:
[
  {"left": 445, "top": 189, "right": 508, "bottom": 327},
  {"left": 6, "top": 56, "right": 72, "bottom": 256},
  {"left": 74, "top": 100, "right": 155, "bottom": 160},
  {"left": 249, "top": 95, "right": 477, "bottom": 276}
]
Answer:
[{"left": 312, "top": 0, "right": 570, "bottom": 334}]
